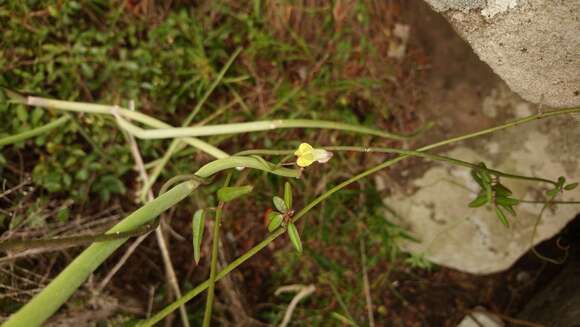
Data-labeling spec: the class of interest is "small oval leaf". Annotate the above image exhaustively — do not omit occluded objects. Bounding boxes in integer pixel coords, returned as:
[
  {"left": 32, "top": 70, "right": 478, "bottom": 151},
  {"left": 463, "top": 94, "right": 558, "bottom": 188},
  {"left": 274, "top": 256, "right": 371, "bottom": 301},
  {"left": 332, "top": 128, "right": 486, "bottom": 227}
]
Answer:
[
  {"left": 284, "top": 182, "right": 293, "bottom": 210},
  {"left": 192, "top": 209, "right": 206, "bottom": 264},
  {"left": 564, "top": 182, "right": 578, "bottom": 191},
  {"left": 267, "top": 212, "right": 283, "bottom": 232},
  {"left": 287, "top": 223, "right": 302, "bottom": 253},
  {"left": 273, "top": 196, "right": 288, "bottom": 213},
  {"left": 217, "top": 185, "right": 253, "bottom": 202}
]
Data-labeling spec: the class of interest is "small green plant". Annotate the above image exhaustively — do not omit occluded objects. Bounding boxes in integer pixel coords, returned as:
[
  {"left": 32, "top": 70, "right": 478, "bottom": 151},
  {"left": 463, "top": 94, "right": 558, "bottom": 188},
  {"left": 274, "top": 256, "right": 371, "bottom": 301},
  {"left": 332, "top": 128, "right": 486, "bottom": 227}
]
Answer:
[
  {"left": 1, "top": 87, "right": 578, "bottom": 326},
  {"left": 2, "top": 3, "right": 579, "bottom": 324},
  {"left": 267, "top": 182, "right": 302, "bottom": 253}
]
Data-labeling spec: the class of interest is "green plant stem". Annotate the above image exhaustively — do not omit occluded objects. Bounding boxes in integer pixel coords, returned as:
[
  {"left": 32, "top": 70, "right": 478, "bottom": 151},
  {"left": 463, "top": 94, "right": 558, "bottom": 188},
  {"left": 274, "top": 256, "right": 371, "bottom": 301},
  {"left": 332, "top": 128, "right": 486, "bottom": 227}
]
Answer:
[
  {"left": 139, "top": 48, "right": 242, "bottom": 200},
  {"left": 2, "top": 181, "right": 198, "bottom": 327},
  {"left": 143, "top": 106, "right": 580, "bottom": 324},
  {"left": 0, "top": 115, "right": 70, "bottom": 146},
  {"left": 22, "top": 96, "right": 228, "bottom": 159},
  {"left": 114, "top": 116, "right": 414, "bottom": 140},
  {"left": 0, "top": 157, "right": 296, "bottom": 254},
  {"left": 238, "top": 146, "right": 558, "bottom": 185},
  {"left": 203, "top": 174, "right": 231, "bottom": 327}
]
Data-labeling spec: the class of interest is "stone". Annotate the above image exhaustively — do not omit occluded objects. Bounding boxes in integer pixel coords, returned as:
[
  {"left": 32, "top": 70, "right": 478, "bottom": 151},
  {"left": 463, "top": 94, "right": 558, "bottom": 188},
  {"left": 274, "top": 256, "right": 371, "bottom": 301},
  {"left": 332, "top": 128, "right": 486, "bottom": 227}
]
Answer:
[
  {"left": 421, "top": 0, "right": 580, "bottom": 108},
  {"left": 384, "top": 84, "right": 580, "bottom": 274},
  {"left": 457, "top": 307, "right": 504, "bottom": 327}
]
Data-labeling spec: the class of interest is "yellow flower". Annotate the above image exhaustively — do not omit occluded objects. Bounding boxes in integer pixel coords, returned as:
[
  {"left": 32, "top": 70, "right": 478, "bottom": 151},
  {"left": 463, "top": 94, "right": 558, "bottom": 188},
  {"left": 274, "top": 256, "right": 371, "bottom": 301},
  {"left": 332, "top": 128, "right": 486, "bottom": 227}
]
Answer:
[{"left": 294, "top": 143, "right": 333, "bottom": 167}]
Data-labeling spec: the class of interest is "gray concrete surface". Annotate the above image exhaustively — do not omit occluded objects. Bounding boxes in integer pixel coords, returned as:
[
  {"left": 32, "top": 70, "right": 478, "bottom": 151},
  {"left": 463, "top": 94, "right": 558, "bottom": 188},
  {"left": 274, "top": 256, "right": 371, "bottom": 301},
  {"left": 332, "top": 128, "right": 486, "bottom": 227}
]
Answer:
[
  {"left": 422, "top": 0, "right": 580, "bottom": 108},
  {"left": 383, "top": 83, "right": 580, "bottom": 274}
]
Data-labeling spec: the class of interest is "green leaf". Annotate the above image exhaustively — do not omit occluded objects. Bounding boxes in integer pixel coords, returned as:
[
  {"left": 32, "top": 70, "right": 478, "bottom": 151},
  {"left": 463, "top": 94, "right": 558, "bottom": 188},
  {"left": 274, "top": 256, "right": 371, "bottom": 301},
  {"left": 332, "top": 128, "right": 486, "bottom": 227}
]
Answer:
[
  {"left": 476, "top": 163, "right": 492, "bottom": 184},
  {"left": 468, "top": 192, "right": 488, "bottom": 208},
  {"left": 251, "top": 155, "right": 274, "bottom": 170},
  {"left": 217, "top": 185, "right": 253, "bottom": 202},
  {"left": 495, "top": 207, "right": 509, "bottom": 227},
  {"left": 494, "top": 183, "right": 512, "bottom": 197},
  {"left": 471, "top": 169, "right": 485, "bottom": 188},
  {"left": 484, "top": 183, "right": 493, "bottom": 203},
  {"left": 495, "top": 196, "right": 519, "bottom": 206},
  {"left": 267, "top": 212, "right": 283, "bottom": 232},
  {"left": 284, "top": 181, "right": 293, "bottom": 209},
  {"left": 499, "top": 204, "right": 517, "bottom": 216},
  {"left": 192, "top": 209, "right": 206, "bottom": 264},
  {"left": 546, "top": 188, "right": 560, "bottom": 197},
  {"left": 273, "top": 196, "right": 288, "bottom": 213},
  {"left": 557, "top": 176, "right": 566, "bottom": 187},
  {"left": 564, "top": 182, "right": 578, "bottom": 191},
  {"left": 287, "top": 222, "right": 303, "bottom": 253}
]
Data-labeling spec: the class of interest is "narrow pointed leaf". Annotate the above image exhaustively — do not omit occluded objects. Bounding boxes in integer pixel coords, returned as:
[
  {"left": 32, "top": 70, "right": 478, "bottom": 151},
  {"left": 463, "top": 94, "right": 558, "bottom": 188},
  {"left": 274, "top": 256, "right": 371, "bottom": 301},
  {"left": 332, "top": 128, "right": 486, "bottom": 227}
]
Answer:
[
  {"left": 192, "top": 209, "right": 206, "bottom": 264},
  {"left": 284, "top": 182, "right": 292, "bottom": 210},
  {"left": 468, "top": 193, "right": 488, "bottom": 208},
  {"left": 217, "top": 185, "right": 253, "bottom": 202},
  {"left": 267, "top": 212, "right": 283, "bottom": 232},
  {"left": 287, "top": 223, "right": 303, "bottom": 253},
  {"left": 471, "top": 169, "right": 485, "bottom": 188},
  {"left": 273, "top": 196, "right": 288, "bottom": 213},
  {"left": 500, "top": 204, "right": 517, "bottom": 216},
  {"left": 495, "top": 206, "right": 509, "bottom": 227}
]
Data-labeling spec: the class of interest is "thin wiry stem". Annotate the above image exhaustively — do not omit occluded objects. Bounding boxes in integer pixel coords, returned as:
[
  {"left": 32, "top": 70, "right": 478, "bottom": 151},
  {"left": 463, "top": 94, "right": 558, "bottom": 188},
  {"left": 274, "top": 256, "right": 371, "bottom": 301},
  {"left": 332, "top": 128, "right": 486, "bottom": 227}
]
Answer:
[{"left": 239, "top": 146, "right": 559, "bottom": 185}]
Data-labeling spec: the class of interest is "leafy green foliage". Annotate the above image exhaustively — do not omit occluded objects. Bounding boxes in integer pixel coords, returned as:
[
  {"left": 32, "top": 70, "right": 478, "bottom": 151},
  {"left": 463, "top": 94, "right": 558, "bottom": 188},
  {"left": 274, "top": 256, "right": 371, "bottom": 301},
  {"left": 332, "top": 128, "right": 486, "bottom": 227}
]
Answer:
[{"left": 468, "top": 163, "right": 521, "bottom": 227}]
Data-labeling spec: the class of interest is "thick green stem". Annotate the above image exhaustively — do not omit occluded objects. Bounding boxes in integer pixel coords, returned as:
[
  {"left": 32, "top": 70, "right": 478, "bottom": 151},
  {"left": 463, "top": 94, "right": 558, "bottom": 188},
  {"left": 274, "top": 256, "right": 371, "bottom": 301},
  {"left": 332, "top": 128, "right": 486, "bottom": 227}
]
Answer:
[
  {"left": 2, "top": 181, "right": 198, "bottom": 327},
  {"left": 0, "top": 115, "right": 70, "bottom": 146},
  {"left": 24, "top": 96, "right": 229, "bottom": 159},
  {"left": 2, "top": 155, "right": 296, "bottom": 327},
  {"left": 114, "top": 117, "right": 411, "bottom": 140}
]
